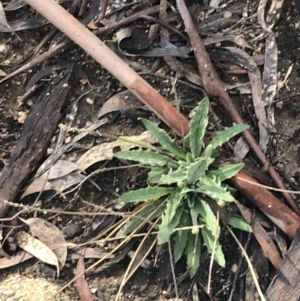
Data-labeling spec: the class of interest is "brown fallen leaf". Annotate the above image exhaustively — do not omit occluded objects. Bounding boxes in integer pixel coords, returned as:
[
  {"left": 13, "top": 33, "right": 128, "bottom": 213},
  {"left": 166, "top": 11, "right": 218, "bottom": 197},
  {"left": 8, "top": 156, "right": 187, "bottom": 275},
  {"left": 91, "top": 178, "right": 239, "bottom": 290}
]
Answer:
[
  {"left": 76, "top": 131, "right": 154, "bottom": 170},
  {"left": 68, "top": 247, "right": 114, "bottom": 260},
  {"left": 0, "top": 250, "right": 32, "bottom": 269},
  {"left": 0, "top": 68, "right": 7, "bottom": 76},
  {"left": 75, "top": 256, "right": 94, "bottom": 301},
  {"left": 44, "top": 159, "right": 80, "bottom": 180},
  {"left": 22, "top": 171, "right": 85, "bottom": 199},
  {"left": 50, "top": 172, "right": 86, "bottom": 193},
  {"left": 21, "top": 173, "right": 54, "bottom": 198},
  {"left": 97, "top": 90, "right": 148, "bottom": 118},
  {"left": 16, "top": 231, "right": 60, "bottom": 275},
  {"left": 0, "top": 246, "right": 110, "bottom": 269},
  {"left": 21, "top": 217, "right": 67, "bottom": 268}
]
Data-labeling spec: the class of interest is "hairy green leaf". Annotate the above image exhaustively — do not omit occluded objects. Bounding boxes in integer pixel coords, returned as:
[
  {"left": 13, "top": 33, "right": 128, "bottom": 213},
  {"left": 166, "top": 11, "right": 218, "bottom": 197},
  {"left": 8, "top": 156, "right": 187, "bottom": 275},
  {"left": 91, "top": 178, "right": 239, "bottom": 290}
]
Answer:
[
  {"left": 174, "top": 210, "right": 190, "bottom": 262},
  {"left": 148, "top": 167, "right": 165, "bottom": 184},
  {"left": 119, "top": 187, "right": 173, "bottom": 202},
  {"left": 203, "top": 144, "right": 214, "bottom": 158},
  {"left": 158, "top": 206, "right": 183, "bottom": 244},
  {"left": 190, "top": 207, "right": 200, "bottom": 234},
  {"left": 141, "top": 118, "right": 186, "bottom": 160},
  {"left": 209, "top": 124, "right": 249, "bottom": 149},
  {"left": 115, "top": 149, "right": 177, "bottom": 167},
  {"left": 194, "top": 199, "right": 217, "bottom": 234},
  {"left": 184, "top": 97, "right": 209, "bottom": 158},
  {"left": 208, "top": 162, "right": 244, "bottom": 182},
  {"left": 186, "top": 152, "right": 194, "bottom": 164},
  {"left": 163, "top": 189, "right": 184, "bottom": 225},
  {"left": 227, "top": 216, "right": 252, "bottom": 232},
  {"left": 198, "top": 176, "right": 235, "bottom": 204},
  {"left": 185, "top": 232, "right": 201, "bottom": 278},
  {"left": 201, "top": 227, "right": 225, "bottom": 267},
  {"left": 179, "top": 187, "right": 197, "bottom": 195},
  {"left": 123, "top": 199, "right": 166, "bottom": 235},
  {"left": 187, "top": 158, "right": 209, "bottom": 184},
  {"left": 158, "top": 164, "right": 188, "bottom": 185}
]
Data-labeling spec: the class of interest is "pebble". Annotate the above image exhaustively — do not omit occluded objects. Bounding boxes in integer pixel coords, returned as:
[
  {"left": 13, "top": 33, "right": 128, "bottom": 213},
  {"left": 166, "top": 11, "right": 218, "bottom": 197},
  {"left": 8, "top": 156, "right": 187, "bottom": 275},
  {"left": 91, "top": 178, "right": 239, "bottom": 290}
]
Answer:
[
  {"left": 62, "top": 223, "right": 84, "bottom": 239},
  {"left": 64, "top": 136, "right": 72, "bottom": 144}
]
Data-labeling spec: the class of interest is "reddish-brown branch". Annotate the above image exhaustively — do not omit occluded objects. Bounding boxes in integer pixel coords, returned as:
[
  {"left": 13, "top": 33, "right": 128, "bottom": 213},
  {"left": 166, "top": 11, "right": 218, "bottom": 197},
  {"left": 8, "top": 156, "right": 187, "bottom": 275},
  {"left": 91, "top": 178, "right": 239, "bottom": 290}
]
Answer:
[{"left": 233, "top": 172, "right": 300, "bottom": 239}]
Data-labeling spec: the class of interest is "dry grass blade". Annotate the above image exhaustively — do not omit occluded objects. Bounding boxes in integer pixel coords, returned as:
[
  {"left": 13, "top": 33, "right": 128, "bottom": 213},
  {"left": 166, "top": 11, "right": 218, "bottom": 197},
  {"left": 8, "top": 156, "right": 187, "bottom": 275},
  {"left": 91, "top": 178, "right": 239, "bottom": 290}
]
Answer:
[
  {"left": 54, "top": 201, "right": 165, "bottom": 296},
  {"left": 226, "top": 226, "right": 266, "bottom": 301},
  {"left": 168, "top": 238, "right": 179, "bottom": 299},
  {"left": 115, "top": 219, "right": 159, "bottom": 301},
  {"left": 235, "top": 201, "right": 282, "bottom": 269}
]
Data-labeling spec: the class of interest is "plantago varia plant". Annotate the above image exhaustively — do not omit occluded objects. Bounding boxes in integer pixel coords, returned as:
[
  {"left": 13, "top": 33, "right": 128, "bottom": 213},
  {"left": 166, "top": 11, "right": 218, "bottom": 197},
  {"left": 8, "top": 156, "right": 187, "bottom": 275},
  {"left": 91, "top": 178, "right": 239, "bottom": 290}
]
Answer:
[{"left": 114, "top": 97, "right": 252, "bottom": 277}]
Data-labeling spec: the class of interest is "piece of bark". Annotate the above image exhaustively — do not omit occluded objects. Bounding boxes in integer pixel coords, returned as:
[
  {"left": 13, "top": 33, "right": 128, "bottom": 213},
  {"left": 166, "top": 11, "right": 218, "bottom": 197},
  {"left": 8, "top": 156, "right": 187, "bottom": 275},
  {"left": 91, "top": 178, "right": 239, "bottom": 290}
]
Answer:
[
  {"left": 0, "top": 69, "right": 71, "bottom": 218},
  {"left": 265, "top": 230, "right": 300, "bottom": 301}
]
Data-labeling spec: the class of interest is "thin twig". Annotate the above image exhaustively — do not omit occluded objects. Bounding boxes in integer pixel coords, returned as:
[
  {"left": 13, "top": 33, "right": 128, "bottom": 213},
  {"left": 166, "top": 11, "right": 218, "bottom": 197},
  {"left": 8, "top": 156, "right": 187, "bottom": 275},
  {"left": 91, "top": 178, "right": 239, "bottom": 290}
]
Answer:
[
  {"left": 227, "top": 226, "right": 266, "bottom": 301},
  {"left": 168, "top": 238, "right": 179, "bottom": 299}
]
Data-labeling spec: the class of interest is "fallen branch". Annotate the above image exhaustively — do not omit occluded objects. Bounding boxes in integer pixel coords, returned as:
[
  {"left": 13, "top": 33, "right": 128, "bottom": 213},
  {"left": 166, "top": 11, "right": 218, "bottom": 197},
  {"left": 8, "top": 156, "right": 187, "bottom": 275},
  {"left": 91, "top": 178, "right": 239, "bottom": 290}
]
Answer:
[{"left": 0, "top": 70, "right": 71, "bottom": 218}]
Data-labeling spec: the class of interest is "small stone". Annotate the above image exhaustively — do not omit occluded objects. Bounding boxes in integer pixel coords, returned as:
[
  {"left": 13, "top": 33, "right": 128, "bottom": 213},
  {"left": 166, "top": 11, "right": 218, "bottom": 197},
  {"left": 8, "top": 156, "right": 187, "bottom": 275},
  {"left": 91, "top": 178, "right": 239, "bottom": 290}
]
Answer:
[
  {"left": 47, "top": 148, "right": 54, "bottom": 155},
  {"left": 18, "top": 111, "right": 27, "bottom": 124},
  {"left": 64, "top": 136, "right": 72, "bottom": 144},
  {"left": 275, "top": 101, "right": 283, "bottom": 109},
  {"left": 86, "top": 97, "right": 94, "bottom": 105},
  {"left": 85, "top": 120, "right": 92, "bottom": 127},
  {"left": 62, "top": 223, "right": 84, "bottom": 239}
]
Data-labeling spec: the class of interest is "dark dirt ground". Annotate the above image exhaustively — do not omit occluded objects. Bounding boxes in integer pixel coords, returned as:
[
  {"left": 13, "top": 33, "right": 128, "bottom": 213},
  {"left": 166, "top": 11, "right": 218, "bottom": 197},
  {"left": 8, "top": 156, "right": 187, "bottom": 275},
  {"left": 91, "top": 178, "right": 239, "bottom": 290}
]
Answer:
[{"left": 1, "top": 0, "right": 300, "bottom": 300}]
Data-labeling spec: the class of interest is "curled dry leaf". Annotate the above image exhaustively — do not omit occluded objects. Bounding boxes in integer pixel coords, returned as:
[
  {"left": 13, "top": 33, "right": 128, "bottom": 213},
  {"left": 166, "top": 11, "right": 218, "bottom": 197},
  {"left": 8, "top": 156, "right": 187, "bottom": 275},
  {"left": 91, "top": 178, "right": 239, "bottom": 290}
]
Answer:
[
  {"left": 21, "top": 173, "right": 54, "bottom": 198},
  {"left": 0, "top": 1, "right": 12, "bottom": 32},
  {"left": 116, "top": 26, "right": 151, "bottom": 53},
  {"left": 4, "top": 0, "right": 27, "bottom": 11},
  {"left": 0, "top": 17, "right": 49, "bottom": 32},
  {"left": 0, "top": 246, "right": 108, "bottom": 270},
  {"left": 16, "top": 231, "right": 60, "bottom": 275},
  {"left": 44, "top": 159, "right": 80, "bottom": 180},
  {"left": 35, "top": 118, "right": 108, "bottom": 178},
  {"left": 224, "top": 47, "right": 269, "bottom": 155},
  {"left": 50, "top": 172, "right": 86, "bottom": 193},
  {"left": 22, "top": 170, "right": 85, "bottom": 199},
  {"left": 68, "top": 247, "right": 115, "bottom": 261},
  {"left": 98, "top": 90, "right": 148, "bottom": 118},
  {"left": 0, "top": 250, "right": 32, "bottom": 269},
  {"left": 21, "top": 217, "right": 67, "bottom": 268},
  {"left": 0, "top": 68, "right": 7, "bottom": 76},
  {"left": 76, "top": 131, "right": 155, "bottom": 170}
]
